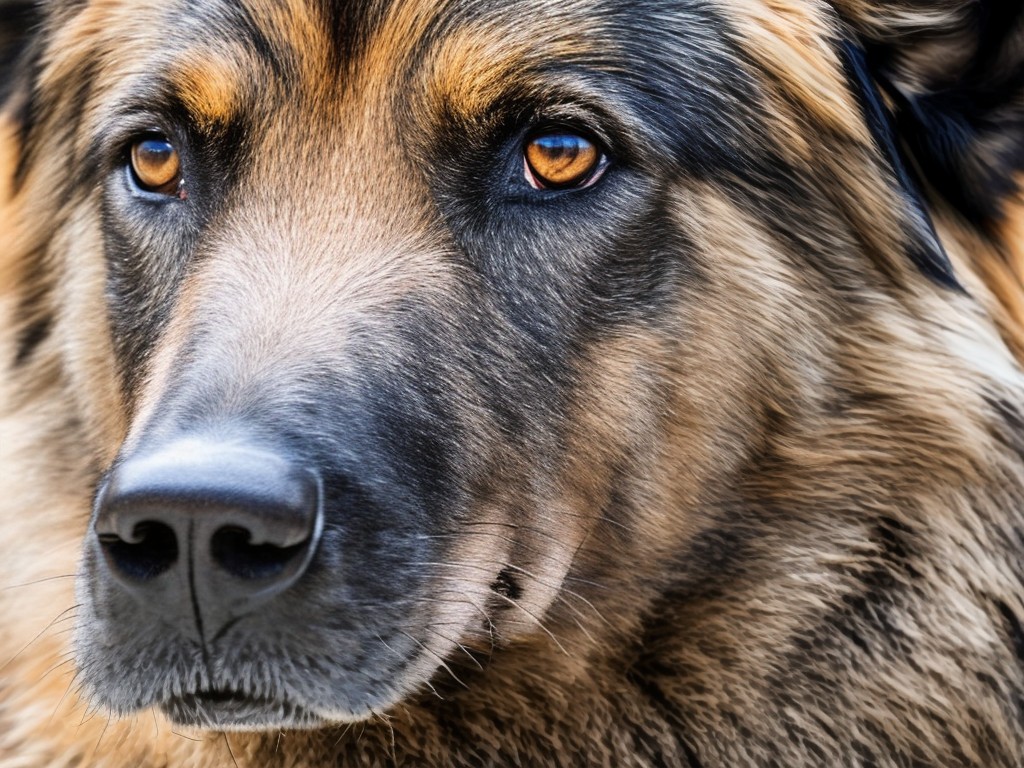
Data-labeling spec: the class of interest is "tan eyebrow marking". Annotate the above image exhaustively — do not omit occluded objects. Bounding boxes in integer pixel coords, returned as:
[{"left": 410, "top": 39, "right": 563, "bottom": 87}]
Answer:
[{"left": 170, "top": 48, "right": 252, "bottom": 129}]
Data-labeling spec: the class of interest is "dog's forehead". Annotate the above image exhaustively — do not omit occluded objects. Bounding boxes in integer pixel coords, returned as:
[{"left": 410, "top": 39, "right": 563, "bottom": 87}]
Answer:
[
  {"left": 35, "top": 0, "right": 876, "bottom": 174},
  {"left": 32, "top": 0, "right": 872, "bottom": 223},
  {"left": 67, "top": 0, "right": 614, "bottom": 82},
  {"left": 47, "top": 0, "right": 743, "bottom": 126}
]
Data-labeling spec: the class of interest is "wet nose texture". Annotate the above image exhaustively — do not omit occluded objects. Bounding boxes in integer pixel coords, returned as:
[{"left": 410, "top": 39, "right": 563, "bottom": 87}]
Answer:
[{"left": 92, "top": 440, "right": 324, "bottom": 641}]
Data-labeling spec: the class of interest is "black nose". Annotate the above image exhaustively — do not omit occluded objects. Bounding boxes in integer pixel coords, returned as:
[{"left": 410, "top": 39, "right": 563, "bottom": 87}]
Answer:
[{"left": 93, "top": 439, "right": 323, "bottom": 638}]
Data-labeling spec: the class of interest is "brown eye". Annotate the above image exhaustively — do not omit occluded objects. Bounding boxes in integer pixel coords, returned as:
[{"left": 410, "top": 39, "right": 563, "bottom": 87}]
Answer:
[
  {"left": 130, "top": 137, "right": 182, "bottom": 196},
  {"left": 524, "top": 130, "right": 605, "bottom": 189}
]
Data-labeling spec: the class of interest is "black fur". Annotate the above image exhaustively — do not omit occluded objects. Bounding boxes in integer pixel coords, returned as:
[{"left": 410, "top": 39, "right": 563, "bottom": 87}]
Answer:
[
  {"left": 0, "top": 0, "right": 36, "bottom": 105},
  {"left": 858, "top": 1, "right": 1024, "bottom": 229},
  {"left": 839, "top": 40, "right": 961, "bottom": 291}
]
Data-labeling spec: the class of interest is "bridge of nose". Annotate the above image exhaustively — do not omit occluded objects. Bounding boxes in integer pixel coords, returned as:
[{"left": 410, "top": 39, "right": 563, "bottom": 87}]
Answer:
[{"left": 100, "top": 441, "right": 319, "bottom": 542}]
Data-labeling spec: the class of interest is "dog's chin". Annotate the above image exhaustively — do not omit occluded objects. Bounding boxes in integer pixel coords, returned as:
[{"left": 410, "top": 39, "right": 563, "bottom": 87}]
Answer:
[{"left": 160, "top": 691, "right": 328, "bottom": 731}]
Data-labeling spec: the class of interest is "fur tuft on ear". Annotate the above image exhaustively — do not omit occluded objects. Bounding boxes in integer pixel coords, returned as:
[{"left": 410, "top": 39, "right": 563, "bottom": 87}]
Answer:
[
  {"left": 835, "top": 1, "right": 1024, "bottom": 229},
  {"left": 839, "top": 38, "right": 961, "bottom": 290}
]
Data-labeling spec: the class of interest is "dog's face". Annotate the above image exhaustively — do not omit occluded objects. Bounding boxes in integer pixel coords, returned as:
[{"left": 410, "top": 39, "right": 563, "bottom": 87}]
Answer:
[{"left": 5, "top": 0, "right": 1001, "bottom": 733}]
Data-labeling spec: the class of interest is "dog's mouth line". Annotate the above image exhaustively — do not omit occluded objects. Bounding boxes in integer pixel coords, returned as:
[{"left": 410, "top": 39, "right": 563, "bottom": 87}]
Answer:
[
  {"left": 182, "top": 688, "right": 270, "bottom": 705},
  {"left": 160, "top": 687, "right": 320, "bottom": 727},
  {"left": 165, "top": 687, "right": 287, "bottom": 713}
]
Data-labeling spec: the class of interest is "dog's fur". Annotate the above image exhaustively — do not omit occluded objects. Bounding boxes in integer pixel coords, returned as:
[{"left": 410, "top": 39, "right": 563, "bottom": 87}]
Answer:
[{"left": 2, "top": 0, "right": 1024, "bottom": 765}]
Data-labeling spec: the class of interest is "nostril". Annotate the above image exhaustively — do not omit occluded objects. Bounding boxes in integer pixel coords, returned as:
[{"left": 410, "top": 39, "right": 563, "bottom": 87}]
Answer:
[
  {"left": 210, "top": 525, "right": 309, "bottom": 581},
  {"left": 92, "top": 439, "right": 323, "bottom": 619},
  {"left": 98, "top": 521, "right": 179, "bottom": 581}
]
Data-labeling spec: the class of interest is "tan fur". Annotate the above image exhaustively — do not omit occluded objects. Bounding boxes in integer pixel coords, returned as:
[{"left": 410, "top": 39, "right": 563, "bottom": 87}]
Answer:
[
  {"left": 172, "top": 53, "right": 248, "bottom": 130},
  {"left": 715, "top": 0, "right": 868, "bottom": 147},
  {"left": 2, "top": 0, "right": 1024, "bottom": 765},
  {"left": 991, "top": 191, "right": 1024, "bottom": 356}
]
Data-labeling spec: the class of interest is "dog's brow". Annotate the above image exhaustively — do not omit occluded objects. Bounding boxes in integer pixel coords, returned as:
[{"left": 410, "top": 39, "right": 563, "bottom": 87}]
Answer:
[
  {"left": 86, "top": 49, "right": 258, "bottom": 149},
  {"left": 168, "top": 52, "right": 251, "bottom": 130}
]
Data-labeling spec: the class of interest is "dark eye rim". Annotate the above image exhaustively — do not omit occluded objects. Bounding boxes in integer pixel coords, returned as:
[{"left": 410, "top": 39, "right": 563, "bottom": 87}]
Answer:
[
  {"left": 522, "top": 124, "right": 611, "bottom": 191},
  {"left": 125, "top": 132, "right": 186, "bottom": 201}
]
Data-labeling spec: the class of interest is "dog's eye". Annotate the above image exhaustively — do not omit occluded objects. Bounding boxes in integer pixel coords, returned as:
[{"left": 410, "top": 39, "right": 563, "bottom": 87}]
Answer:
[
  {"left": 523, "top": 129, "right": 607, "bottom": 190},
  {"left": 129, "top": 137, "right": 182, "bottom": 196}
]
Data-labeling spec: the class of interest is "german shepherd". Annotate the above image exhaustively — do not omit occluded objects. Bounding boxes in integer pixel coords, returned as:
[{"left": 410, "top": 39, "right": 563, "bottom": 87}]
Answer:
[{"left": 2, "top": 0, "right": 1024, "bottom": 765}]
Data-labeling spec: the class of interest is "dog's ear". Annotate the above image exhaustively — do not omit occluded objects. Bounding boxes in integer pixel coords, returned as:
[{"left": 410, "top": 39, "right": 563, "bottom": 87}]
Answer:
[
  {"left": 838, "top": 38, "right": 960, "bottom": 289},
  {"left": 836, "top": 1, "right": 1024, "bottom": 232}
]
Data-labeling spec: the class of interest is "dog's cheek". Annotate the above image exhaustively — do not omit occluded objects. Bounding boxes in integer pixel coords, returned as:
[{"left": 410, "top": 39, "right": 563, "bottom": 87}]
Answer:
[{"left": 49, "top": 210, "right": 130, "bottom": 464}]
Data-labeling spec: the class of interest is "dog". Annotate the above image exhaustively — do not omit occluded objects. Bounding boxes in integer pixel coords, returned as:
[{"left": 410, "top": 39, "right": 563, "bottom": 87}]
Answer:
[{"left": 1, "top": 0, "right": 1024, "bottom": 765}]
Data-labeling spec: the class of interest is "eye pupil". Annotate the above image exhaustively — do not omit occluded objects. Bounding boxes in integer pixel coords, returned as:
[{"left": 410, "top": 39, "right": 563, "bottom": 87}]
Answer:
[
  {"left": 130, "top": 137, "right": 181, "bottom": 195},
  {"left": 524, "top": 130, "right": 601, "bottom": 189}
]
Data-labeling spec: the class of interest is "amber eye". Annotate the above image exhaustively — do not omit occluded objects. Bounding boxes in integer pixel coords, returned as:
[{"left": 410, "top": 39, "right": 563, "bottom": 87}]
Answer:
[
  {"left": 524, "top": 129, "right": 605, "bottom": 189},
  {"left": 129, "top": 137, "right": 182, "bottom": 196}
]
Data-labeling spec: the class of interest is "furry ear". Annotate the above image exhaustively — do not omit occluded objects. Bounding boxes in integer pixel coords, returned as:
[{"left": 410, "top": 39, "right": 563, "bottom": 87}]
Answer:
[
  {"left": 836, "top": 1, "right": 1024, "bottom": 230},
  {"left": 839, "top": 39, "right": 960, "bottom": 289}
]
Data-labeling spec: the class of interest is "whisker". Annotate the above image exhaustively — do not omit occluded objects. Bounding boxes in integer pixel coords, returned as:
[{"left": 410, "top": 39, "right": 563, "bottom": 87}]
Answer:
[
  {"left": 0, "top": 603, "right": 81, "bottom": 674},
  {"left": 500, "top": 563, "right": 612, "bottom": 627},
  {"left": 422, "top": 528, "right": 556, "bottom": 561},
  {"left": 398, "top": 630, "right": 467, "bottom": 690},
  {"left": 38, "top": 655, "right": 75, "bottom": 684},
  {"left": 533, "top": 507, "right": 631, "bottom": 533},
  {"left": 332, "top": 721, "right": 357, "bottom": 750},
  {"left": 419, "top": 557, "right": 612, "bottom": 630},
  {"left": 423, "top": 528, "right": 615, "bottom": 589},
  {"left": 2, "top": 573, "right": 77, "bottom": 592},
  {"left": 376, "top": 634, "right": 443, "bottom": 700},
  {"left": 371, "top": 708, "right": 398, "bottom": 767},
  {"left": 485, "top": 591, "right": 570, "bottom": 656},
  {"left": 421, "top": 569, "right": 570, "bottom": 655},
  {"left": 416, "top": 592, "right": 497, "bottom": 636},
  {"left": 49, "top": 668, "right": 81, "bottom": 726},
  {"left": 223, "top": 733, "right": 240, "bottom": 768},
  {"left": 77, "top": 701, "right": 102, "bottom": 728},
  {"left": 423, "top": 626, "right": 484, "bottom": 670},
  {"left": 90, "top": 712, "right": 112, "bottom": 759}
]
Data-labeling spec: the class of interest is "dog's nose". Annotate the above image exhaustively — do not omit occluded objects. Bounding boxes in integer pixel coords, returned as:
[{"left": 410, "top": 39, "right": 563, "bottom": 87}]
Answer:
[{"left": 92, "top": 439, "right": 323, "bottom": 634}]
